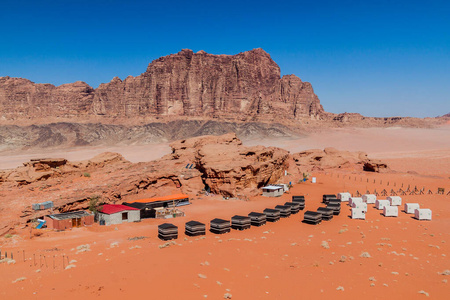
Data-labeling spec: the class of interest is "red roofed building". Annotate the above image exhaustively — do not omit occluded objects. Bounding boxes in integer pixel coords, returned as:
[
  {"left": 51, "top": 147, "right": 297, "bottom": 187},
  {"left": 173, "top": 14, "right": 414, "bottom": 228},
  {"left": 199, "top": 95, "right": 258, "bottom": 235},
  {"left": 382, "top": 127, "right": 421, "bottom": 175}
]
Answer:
[{"left": 97, "top": 204, "right": 140, "bottom": 225}]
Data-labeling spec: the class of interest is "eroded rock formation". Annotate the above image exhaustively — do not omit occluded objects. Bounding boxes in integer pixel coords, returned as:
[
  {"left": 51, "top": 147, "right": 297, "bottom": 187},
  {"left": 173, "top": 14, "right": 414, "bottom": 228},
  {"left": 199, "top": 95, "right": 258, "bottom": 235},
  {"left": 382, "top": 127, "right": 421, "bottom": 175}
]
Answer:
[
  {"left": 0, "top": 49, "right": 323, "bottom": 122},
  {"left": 292, "top": 147, "right": 388, "bottom": 172}
]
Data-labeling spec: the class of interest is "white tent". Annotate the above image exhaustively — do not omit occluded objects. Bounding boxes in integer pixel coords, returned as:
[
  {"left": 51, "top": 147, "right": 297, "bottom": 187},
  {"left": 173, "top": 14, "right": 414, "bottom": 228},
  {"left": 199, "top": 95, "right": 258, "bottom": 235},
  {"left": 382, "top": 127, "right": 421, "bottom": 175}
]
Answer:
[
  {"left": 337, "top": 192, "right": 351, "bottom": 202},
  {"left": 351, "top": 208, "right": 366, "bottom": 220},
  {"left": 404, "top": 203, "right": 420, "bottom": 214},
  {"left": 375, "top": 200, "right": 390, "bottom": 210},
  {"left": 383, "top": 206, "right": 398, "bottom": 217},
  {"left": 352, "top": 202, "right": 368, "bottom": 212},
  {"left": 387, "top": 196, "right": 402, "bottom": 206},
  {"left": 362, "top": 194, "right": 376, "bottom": 204},
  {"left": 415, "top": 208, "right": 432, "bottom": 220},
  {"left": 349, "top": 197, "right": 363, "bottom": 206}
]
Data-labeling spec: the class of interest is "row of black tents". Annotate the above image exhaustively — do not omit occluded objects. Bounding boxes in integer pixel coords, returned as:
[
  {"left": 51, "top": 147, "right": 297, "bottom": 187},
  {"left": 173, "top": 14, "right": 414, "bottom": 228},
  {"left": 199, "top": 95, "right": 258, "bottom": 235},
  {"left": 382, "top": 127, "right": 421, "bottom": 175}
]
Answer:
[{"left": 157, "top": 194, "right": 342, "bottom": 240}]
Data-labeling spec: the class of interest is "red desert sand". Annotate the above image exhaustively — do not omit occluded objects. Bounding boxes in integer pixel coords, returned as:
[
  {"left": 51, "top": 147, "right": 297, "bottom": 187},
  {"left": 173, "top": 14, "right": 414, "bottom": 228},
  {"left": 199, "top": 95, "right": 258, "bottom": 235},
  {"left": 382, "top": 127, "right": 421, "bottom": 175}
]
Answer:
[{"left": 1, "top": 126, "right": 449, "bottom": 299}]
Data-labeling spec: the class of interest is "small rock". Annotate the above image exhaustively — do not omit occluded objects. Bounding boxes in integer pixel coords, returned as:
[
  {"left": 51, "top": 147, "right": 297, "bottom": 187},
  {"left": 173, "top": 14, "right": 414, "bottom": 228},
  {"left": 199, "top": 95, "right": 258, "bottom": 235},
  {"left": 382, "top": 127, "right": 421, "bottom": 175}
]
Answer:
[
  {"left": 224, "top": 293, "right": 232, "bottom": 299},
  {"left": 65, "top": 264, "right": 76, "bottom": 270},
  {"left": 12, "top": 277, "right": 26, "bottom": 283},
  {"left": 336, "top": 286, "right": 344, "bottom": 291},
  {"left": 418, "top": 290, "right": 429, "bottom": 297},
  {"left": 321, "top": 241, "right": 330, "bottom": 249},
  {"left": 360, "top": 252, "right": 371, "bottom": 258},
  {"left": 198, "top": 274, "right": 207, "bottom": 279}
]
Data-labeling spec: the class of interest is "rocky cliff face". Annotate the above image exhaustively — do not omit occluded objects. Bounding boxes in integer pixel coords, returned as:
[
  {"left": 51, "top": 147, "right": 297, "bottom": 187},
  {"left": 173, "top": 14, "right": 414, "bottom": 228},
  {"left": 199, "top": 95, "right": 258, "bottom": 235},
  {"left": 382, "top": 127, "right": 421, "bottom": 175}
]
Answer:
[
  {"left": 0, "top": 49, "right": 324, "bottom": 122},
  {"left": 0, "top": 77, "right": 94, "bottom": 120}
]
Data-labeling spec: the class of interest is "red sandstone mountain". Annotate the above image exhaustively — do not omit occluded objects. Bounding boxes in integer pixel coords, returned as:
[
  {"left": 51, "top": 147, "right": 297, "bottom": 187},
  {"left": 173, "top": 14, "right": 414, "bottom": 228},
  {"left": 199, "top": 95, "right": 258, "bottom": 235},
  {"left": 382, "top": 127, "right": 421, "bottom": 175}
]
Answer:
[{"left": 0, "top": 49, "right": 323, "bottom": 122}]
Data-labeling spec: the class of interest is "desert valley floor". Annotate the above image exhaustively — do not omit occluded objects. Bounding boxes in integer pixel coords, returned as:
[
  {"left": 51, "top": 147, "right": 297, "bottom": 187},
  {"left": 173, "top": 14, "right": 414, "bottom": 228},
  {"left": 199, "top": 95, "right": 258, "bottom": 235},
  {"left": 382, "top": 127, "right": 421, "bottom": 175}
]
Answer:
[{"left": 0, "top": 126, "right": 449, "bottom": 299}]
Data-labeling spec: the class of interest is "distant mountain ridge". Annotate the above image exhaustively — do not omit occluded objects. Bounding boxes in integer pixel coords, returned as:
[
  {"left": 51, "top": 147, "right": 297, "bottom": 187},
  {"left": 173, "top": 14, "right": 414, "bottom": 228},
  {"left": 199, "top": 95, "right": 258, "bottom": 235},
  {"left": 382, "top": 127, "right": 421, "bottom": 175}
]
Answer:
[{"left": 0, "top": 48, "right": 323, "bottom": 122}]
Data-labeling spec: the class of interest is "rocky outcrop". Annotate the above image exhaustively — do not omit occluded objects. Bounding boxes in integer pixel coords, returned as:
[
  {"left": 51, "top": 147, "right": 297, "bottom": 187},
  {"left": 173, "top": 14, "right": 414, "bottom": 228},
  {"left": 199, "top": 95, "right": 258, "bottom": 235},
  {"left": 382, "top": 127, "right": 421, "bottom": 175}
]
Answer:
[
  {"left": 292, "top": 147, "right": 388, "bottom": 172},
  {"left": 0, "top": 49, "right": 323, "bottom": 122},
  {"left": 168, "top": 133, "right": 290, "bottom": 196},
  {"left": 363, "top": 160, "right": 389, "bottom": 172}
]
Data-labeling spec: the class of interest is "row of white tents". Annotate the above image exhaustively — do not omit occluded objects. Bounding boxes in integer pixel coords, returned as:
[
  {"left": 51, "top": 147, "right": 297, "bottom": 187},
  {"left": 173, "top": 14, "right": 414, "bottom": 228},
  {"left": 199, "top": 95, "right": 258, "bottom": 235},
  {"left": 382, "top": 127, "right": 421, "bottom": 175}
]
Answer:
[{"left": 337, "top": 192, "right": 431, "bottom": 220}]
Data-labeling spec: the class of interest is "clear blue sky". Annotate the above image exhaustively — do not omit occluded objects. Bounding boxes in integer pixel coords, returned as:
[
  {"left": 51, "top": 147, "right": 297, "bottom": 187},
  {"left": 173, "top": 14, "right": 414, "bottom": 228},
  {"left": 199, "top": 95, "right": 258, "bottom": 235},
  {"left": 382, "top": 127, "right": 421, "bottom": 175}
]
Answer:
[{"left": 1, "top": 0, "right": 449, "bottom": 117}]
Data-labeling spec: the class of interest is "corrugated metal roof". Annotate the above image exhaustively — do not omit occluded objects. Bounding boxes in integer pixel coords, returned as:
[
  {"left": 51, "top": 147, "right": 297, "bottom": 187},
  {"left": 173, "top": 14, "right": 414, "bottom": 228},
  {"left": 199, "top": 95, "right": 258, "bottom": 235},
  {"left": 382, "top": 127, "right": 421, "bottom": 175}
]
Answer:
[
  {"left": 99, "top": 204, "right": 139, "bottom": 215},
  {"left": 262, "top": 185, "right": 283, "bottom": 190},
  {"left": 48, "top": 211, "right": 92, "bottom": 220}
]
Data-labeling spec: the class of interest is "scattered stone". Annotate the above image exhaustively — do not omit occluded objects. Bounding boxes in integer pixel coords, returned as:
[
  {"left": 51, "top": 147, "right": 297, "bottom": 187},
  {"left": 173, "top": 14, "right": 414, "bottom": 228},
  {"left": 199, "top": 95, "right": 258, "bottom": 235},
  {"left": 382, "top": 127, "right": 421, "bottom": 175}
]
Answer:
[
  {"left": 217, "top": 281, "right": 222, "bottom": 285},
  {"left": 65, "top": 264, "right": 76, "bottom": 270},
  {"left": 321, "top": 241, "right": 330, "bottom": 249},
  {"left": 391, "top": 272, "right": 399, "bottom": 275},
  {"left": 198, "top": 274, "right": 207, "bottom": 279},
  {"left": 224, "top": 293, "right": 232, "bottom": 299},
  {"left": 0, "top": 258, "right": 16, "bottom": 265},
  {"left": 439, "top": 270, "right": 450, "bottom": 275},
  {"left": 369, "top": 277, "right": 376, "bottom": 281},
  {"left": 383, "top": 283, "right": 388, "bottom": 287},
  {"left": 291, "top": 243, "right": 297, "bottom": 246},
  {"left": 76, "top": 244, "right": 91, "bottom": 254},
  {"left": 69, "top": 260, "right": 77, "bottom": 264},
  {"left": 127, "top": 236, "right": 147, "bottom": 241},
  {"left": 418, "top": 290, "right": 429, "bottom": 297},
  {"left": 370, "top": 283, "right": 375, "bottom": 287},
  {"left": 336, "top": 286, "right": 344, "bottom": 291},
  {"left": 339, "top": 255, "right": 347, "bottom": 262},
  {"left": 110, "top": 242, "right": 119, "bottom": 248},
  {"left": 159, "top": 241, "right": 177, "bottom": 249},
  {"left": 339, "top": 228, "right": 348, "bottom": 234},
  {"left": 360, "top": 252, "right": 371, "bottom": 258},
  {"left": 12, "top": 277, "right": 26, "bottom": 283}
]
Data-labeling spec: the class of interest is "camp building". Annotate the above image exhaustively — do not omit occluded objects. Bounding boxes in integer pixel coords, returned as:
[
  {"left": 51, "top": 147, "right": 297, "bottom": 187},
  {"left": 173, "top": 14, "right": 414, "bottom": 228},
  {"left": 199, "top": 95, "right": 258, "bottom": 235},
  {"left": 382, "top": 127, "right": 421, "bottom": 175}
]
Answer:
[
  {"left": 44, "top": 211, "right": 94, "bottom": 230},
  {"left": 97, "top": 204, "right": 140, "bottom": 225},
  {"left": 123, "top": 193, "right": 190, "bottom": 219},
  {"left": 262, "top": 185, "right": 284, "bottom": 197}
]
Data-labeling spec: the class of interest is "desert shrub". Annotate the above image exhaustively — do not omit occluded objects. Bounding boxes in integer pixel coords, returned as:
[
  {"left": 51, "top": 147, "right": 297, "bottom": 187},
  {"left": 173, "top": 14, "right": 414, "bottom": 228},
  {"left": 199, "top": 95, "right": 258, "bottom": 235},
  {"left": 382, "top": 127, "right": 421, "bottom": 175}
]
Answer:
[{"left": 88, "top": 196, "right": 103, "bottom": 214}]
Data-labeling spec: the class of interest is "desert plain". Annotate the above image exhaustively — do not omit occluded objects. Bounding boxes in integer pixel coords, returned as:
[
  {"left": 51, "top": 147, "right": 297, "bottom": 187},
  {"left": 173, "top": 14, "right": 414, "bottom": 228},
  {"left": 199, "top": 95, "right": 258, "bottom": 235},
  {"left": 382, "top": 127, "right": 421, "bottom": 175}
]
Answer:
[{"left": 0, "top": 125, "right": 449, "bottom": 300}]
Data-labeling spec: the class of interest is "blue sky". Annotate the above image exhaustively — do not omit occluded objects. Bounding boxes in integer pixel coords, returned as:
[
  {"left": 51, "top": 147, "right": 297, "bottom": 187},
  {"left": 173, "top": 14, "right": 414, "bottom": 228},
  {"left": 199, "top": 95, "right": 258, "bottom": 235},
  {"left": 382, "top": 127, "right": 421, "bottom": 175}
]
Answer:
[{"left": 1, "top": 0, "right": 449, "bottom": 117}]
